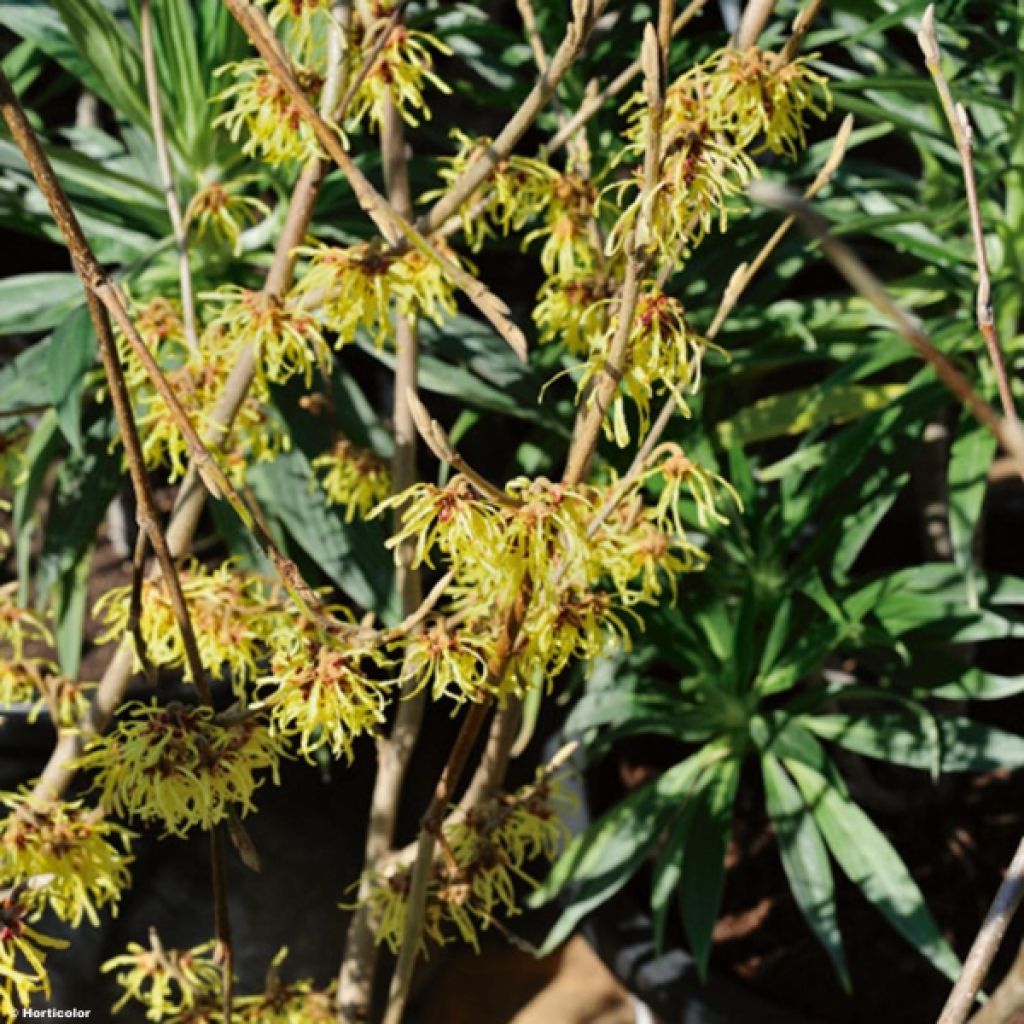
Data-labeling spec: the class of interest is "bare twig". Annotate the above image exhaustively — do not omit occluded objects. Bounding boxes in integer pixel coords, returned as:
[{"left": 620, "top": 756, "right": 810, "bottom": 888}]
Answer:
[
  {"left": 541, "top": 0, "right": 707, "bottom": 159},
  {"left": 918, "top": 5, "right": 1018, "bottom": 426},
  {"left": 223, "top": 0, "right": 529, "bottom": 361},
  {"left": 139, "top": 0, "right": 198, "bottom": 352},
  {"left": 750, "top": 181, "right": 1024, "bottom": 473},
  {"left": 562, "top": 24, "right": 665, "bottom": 486},
  {"left": 337, "top": 64, "right": 429, "bottom": 1018},
  {"left": 406, "top": 390, "right": 520, "bottom": 506},
  {"left": 938, "top": 837, "right": 1024, "bottom": 1024},
  {"left": 733, "top": 0, "right": 777, "bottom": 48}
]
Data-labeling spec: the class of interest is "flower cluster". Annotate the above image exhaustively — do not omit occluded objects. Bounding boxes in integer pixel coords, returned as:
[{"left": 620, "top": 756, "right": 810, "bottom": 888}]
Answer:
[
  {"left": 111, "top": 297, "right": 287, "bottom": 484},
  {"left": 76, "top": 702, "right": 282, "bottom": 837},
  {"left": 255, "top": 617, "right": 394, "bottom": 762},
  {"left": 234, "top": 948, "right": 334, "bottom": 1023},
  {"left": 533, "top": 270, "right": 611, "bottom": 355},
  {"left": 577, "top": 287, "right": 718, "bottom": 446},
  {"left": 184, "top": 178, "right": 270, "bottom": 255},
  {"left": 1, "top": 792, "right": 134, "bottom": 927},
  {"left": 610, "top": 46, "right": 829, "bottom": 259},
  {"left": 360, "top": 768, "right": 570, "bottom": 953},
  {"left": 94, "top": 560, "right": 284, "bottom": 691},
  {"left": 312, "top": 439, "right": 392, "bottom": 522},
  {"left": 102, "top": 935, "right": 221, "bottom": 1021},
  {"left": 0, "top": 888, "right": 68, "bottom": 1017},
  {"left": 425, "top": 130, "right": 557, "bottom": 250},
  {"left": 214, "top": 58, "right": 328, "bottom": 166},
  {"left": 348, "top": 20, "right": 452, "bottom": 132},
  {"left": 0, "top": 583, "right": 57, "bottom": 712},
  {"left": 292, "top": 240, "right": 460, "bottom": 346},
  {"left": 202, "top": 285, "right": 330, "bottom": 388},
  {"left": 378, "top": 449, "right": 737, "bottom": 701}
]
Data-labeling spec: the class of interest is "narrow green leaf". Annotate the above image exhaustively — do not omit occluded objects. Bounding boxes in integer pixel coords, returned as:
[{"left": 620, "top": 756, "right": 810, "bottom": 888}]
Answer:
[
  {"left": 0, "top": 274, "right": 83, "bottom": 334},
  {"left": 47, "top": 305, "right": 95, "bottom": 454},
  {"left": 786, "top": 758, "right": 960, "bottom": 981},
  {"left": 680, "top": 759, "right": 740, "bottom": 980},
  {"left": 762, "top": 753, "right": 849, "bottom": 990},
  {"left": 805, "top": 712, "right": 1024, "bottom": 774},
  {"left": 948, "top": 419, "right": 997, "bottom": 576}
]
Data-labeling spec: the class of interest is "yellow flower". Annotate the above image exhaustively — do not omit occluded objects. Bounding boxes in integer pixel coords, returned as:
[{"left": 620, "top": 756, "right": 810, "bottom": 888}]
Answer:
[
  {"left": 373, "top": 475, "right": 501, "bottom": 572},
  {"left": 355, "top": 861, "right": 447, "bottom": 955},
  {"left": 423, "top": 130, "right": 556, "bottom": 251},
  {"left": 235, "top": 948, "right": 334, "bottom": 1023},
  {"left": 202, "top": 285, "right": 331, "bottom": 387},
  {"left": 609, "top": 47, "right": 828, "bottom": 259},
  {"left": 706, "top": 49, "right": 831, "bottom": 156},
  {"left": 1, "top": 793, "right": 134, "bottom": 927},
  {"left": 256, "top": 618, "right": 394, "bottom": 762},
  {"left": 260, "top": 0, "right": 332, "bottom": 63},
  {"left": 522, "top": 172, "right": 604, "bottom": 276},
  {"left": 533, "top": 270, "right": 612, "bottom": 355},
  {"left": 348, "top": 23, "right": 452, "bottom": 132},
  {"left": 184, "top": 177, "right": 270, "bottom": 255},
  {"left": 521, "top": 586, "right": 635, "bottom": 680},
  {"left": 76, "top": 701, "right": 282, "bottom": 837},
  {"left": 312, "top": 439, "right": 392, "bottom": 522},
  {"left": 214, "top": 58, "right": 331, "bottom": 166},
  {"left": 399, "top": 616, "right": 492, "bottom": 703},
  {"left": 0, "top": 889, "right": 68, "bottom": 1018},
  {"left": 0, "top": 582, "right": 52, "bottom": 660},
  {"left": 577, "top": 288, "right": 715, "bottom": 447},
  {"left": 102, "top": 935, "right": 221, "bottom": 1022},
  {"left": 93, "top": 559, "right": 283, "bottom": 690},
  {"left": 645, "top": 443, "right": 742, "bottom": 536},
  {"left": 293, "top": 240, "right": 461, "bottom": 347}
]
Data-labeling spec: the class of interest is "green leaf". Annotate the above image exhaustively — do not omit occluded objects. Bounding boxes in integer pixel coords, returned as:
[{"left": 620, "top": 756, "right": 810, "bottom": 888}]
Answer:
[
  {"left": 246, "top": 447, "right": 396, "bottom": 620},
  {"left": 651, "top": 799, "right": 699, "bottom": 954},
  {"left": 680, "top": 758, "right": 740, "bottom": 980},
  {"left": 786, "top": 758, "right": 960, "bottom": 981},
  {"left": 54, "top": 547, "right": 91, "bottom": 679},
  {"left": 805, "top": 712, "right": 1024, "bottom": 774},
  {"left": 0, "top": 273, "right": 84, "bottom": 334},
  {"left": 762, "top": 753, "right": 849, "bottom": 990},
  {"left": 49, "top": 0, "right": 150, "bottom": 133},
  {"left": 930, "top": 666, "right": 1024, "bottom": 702},
  {"left": 13, "top": 409, "right": 61, "bottom": 602},
  {"left": 717, "top": 383, "right": 906, "bottom": 447},
  {"left": 533, "top": 746, "right": 722, "bottom": 955},
  {"left": 48, "top": 305, "right": 95, "bottom": 454},
  {"left": 947, "top": 418, "right": 997, "bottom": 576}
]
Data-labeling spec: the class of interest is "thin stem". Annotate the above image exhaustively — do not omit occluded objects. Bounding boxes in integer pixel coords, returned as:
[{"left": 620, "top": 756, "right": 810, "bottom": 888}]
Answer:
[
  {"left": 542, "top": 0, "right": 707, "bottom": 159},
  {"left": 210, "top": 825, "right": 235, "bottom": 1020},
  {"left": 750, "top": 181, "right": 1024, "bottom": 472},
  {"left": 139, "top": 0, "right": 199, "bottom": 352},
  {"left": 223, "top": 0, "right": 529, "bottom": 361},
  {"left": 938, "top": 837, "right": 1024, "bottom": 1024},
  {"left": 562, "top": 24, "right": 666, "bottom": 486},
  {"left": 337, "top": 75, "right": 426, "bottom": 1019},
  {"left": 918, "top": 5, "right": 1018, "bottom": 425},
  {"left": 733, "top": 0, "right": 777, "bottom": 48}
]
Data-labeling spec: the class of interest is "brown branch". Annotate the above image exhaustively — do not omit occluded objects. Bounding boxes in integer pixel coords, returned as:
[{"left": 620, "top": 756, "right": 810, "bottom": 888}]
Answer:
[
  {"left": 223, "top": 0, "right": 529, "bottom": 361},
  {"left": 541, "top": 0, "right": 708, "bottom": 159},
  {"left": 337, "top": 72, "right": 428, "bottom": 1020},
  {"left": 939, "top": 836, "right": 1024, "bottom": 1024},
  {"left": 918, "top": 5, "right": 1018, "bottom": 426},
  {"left": 562, "top": 24, "right": 665, "bottom": 486},
  {"left": 749, "top": 181, "right": 1024, "bottom": 473},
  {"left": 139, "top": 0, "right": 198, "bottom": 352},
  {"left": 733, "top": 0, "right": 777, "bottom": 48},
  {"left": 28, "top": 32, "right": 347, "bottom": 805}
]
